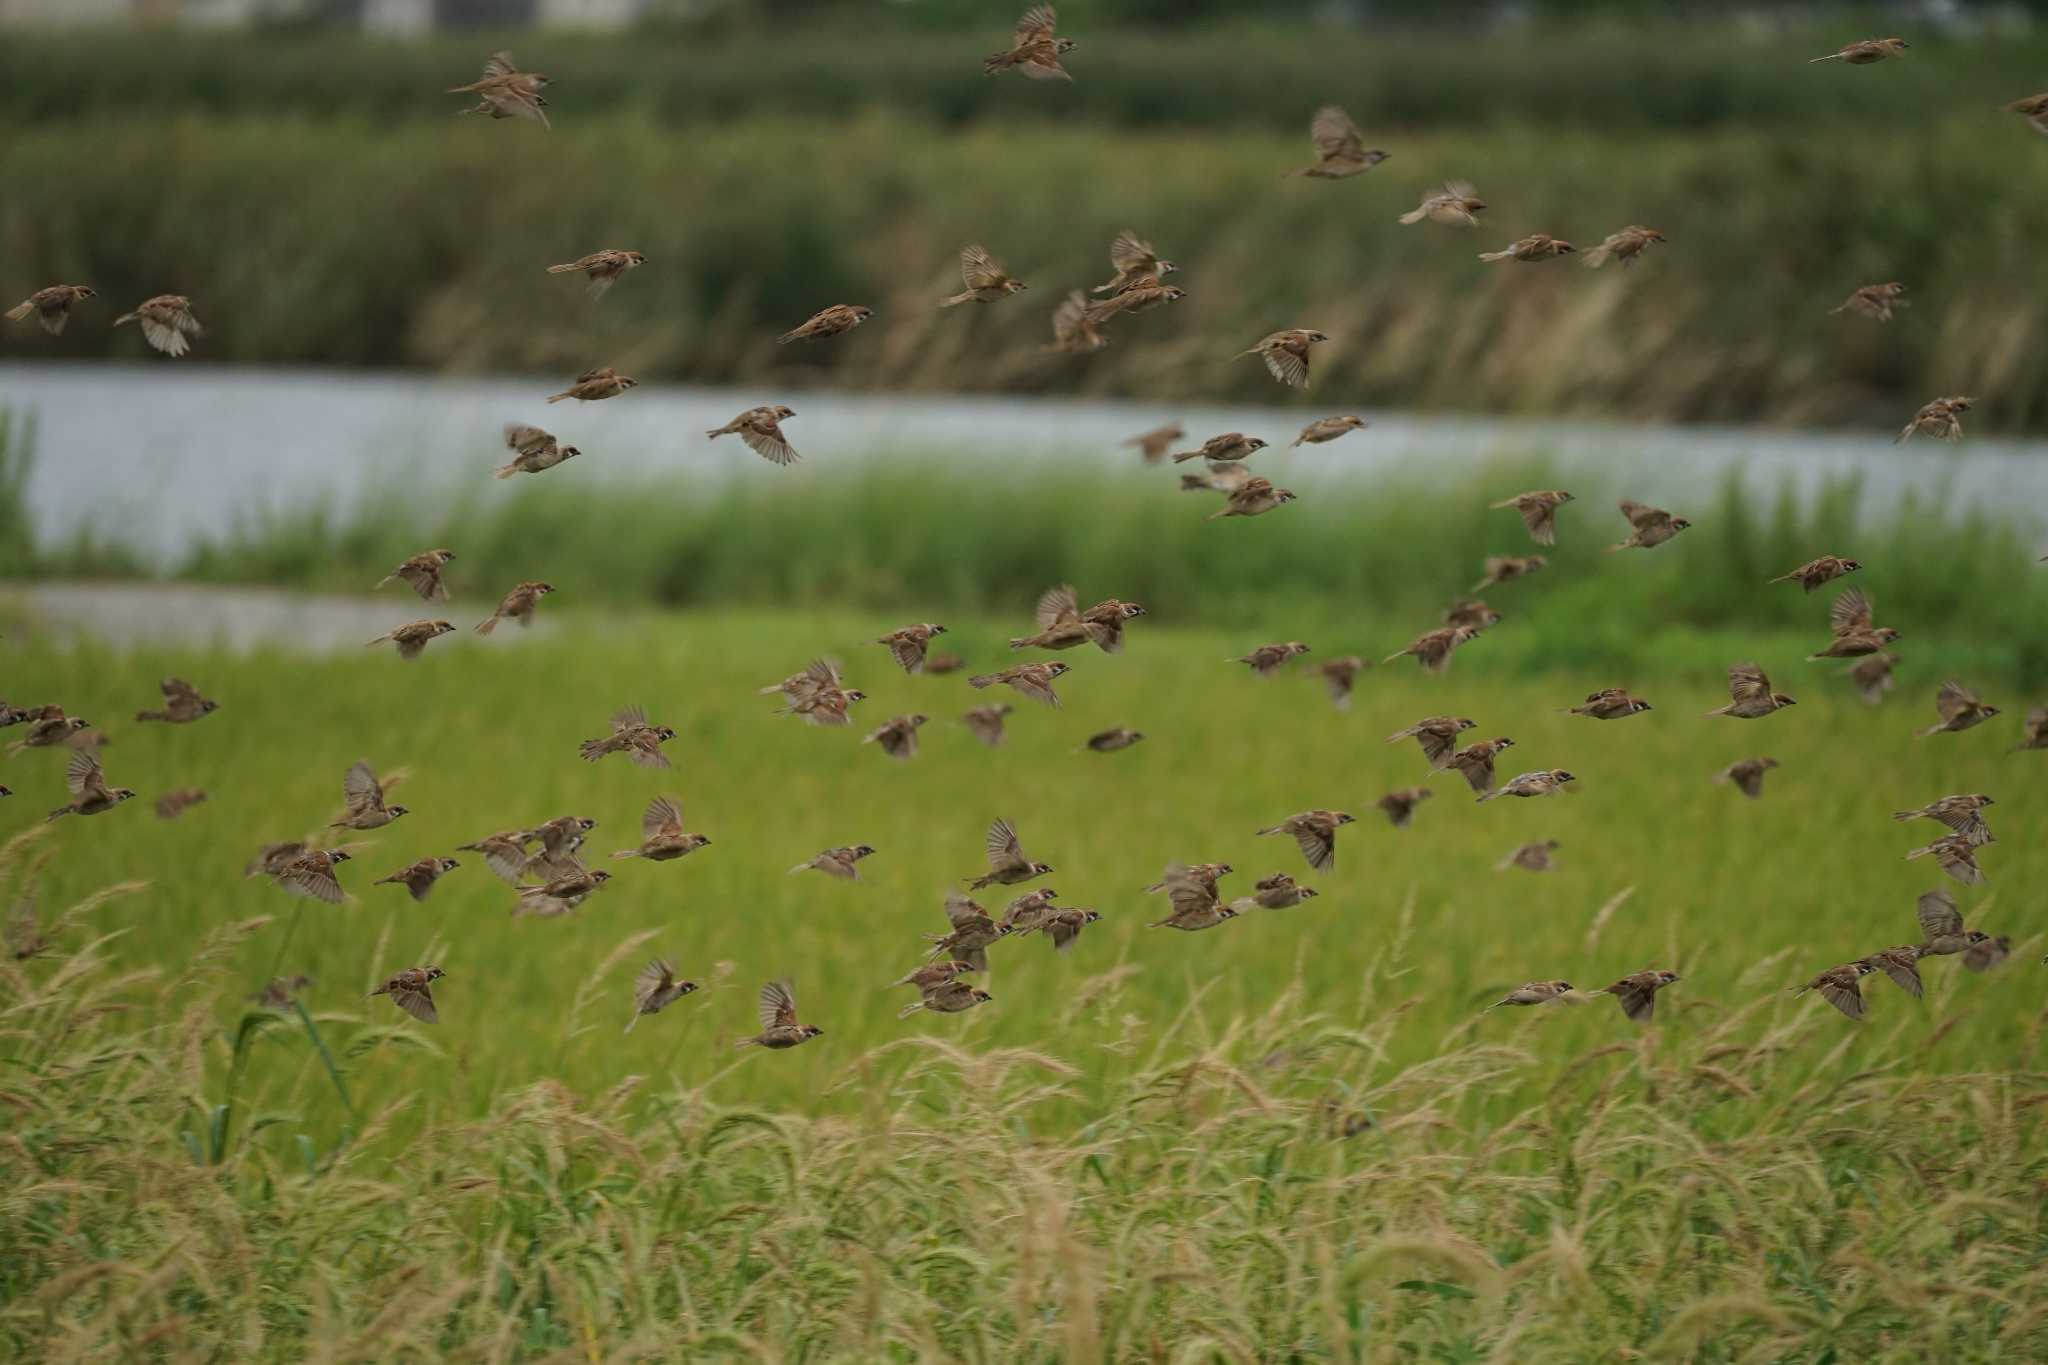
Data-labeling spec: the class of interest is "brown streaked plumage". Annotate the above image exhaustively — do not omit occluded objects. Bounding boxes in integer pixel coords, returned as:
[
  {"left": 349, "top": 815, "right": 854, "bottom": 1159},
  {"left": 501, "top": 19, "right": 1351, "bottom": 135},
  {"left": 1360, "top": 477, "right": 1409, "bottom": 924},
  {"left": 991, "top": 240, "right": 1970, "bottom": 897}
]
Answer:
[
  {"left": 1386, "top": 715, "right": 1477, "bottom": 768},
  {"left": 1292, "top": 415, "right": 1368, "bottom": 447},
  {"left": 1399, "top": 182, "right": 1486, "bottom": 227},
  {"left": 1566, "top": 687, "right": 1652, "bottom": 720},
  {"left": 1083, "top": 727, "right": 1144, "bottom": 753},
  {"left": 1705, "top": 663, "right": 1797, "bottom": 719},
  {"left": 457, "top": 830, "right": 535, "bottom": 885},
  {"left": 1810, "top": 37, "right": 1908, "bottom": 64},
  {"left": 1892, "top": 793, "right": 1995, "bottom": 846},
  {"left": 1318, "top": 656, "right": 1369, "bottom": 710},
  {"left": 331, "top": 760, "right": 409, "bottom": 831},
  {"left": 273, "top": 848, "right": 353, "bottom": 905},
  {"left": 982, "top": 4, "right": 1076, "bottom": 80},
  {"left": 111, "top": 294, "right": 201, "bottom": 357},
  {"left": 374, "top": 856, "right": 461, "bottom": 902},
  {"left": 1237, "top": 329, "right": 1329, "bottom": 389},
  {"left": 1230, "top": 872, "right": 1319, "bottom": 912},
  {"left": 135, "top": 676, "right": 218, "bottom": 724},
  {"left": 46, "top": 751, "right": 136, "bottom": 822},
  {"left": 893, "top": 959, "right": 977, "bottom": 991},
  {"left": 898, "top": 980, "right": 995, "bottom": 1018},
  {"left": 877, "top": 622, "right": 948, "bottom": 673},
  {"left": 736, "top": 980, "right": 823, "bottom": 1049},
  {"left": 1082, "top": 282, "right": 1187, "bottom": 328},
  {"left": 514, "top": 864, "right": 612, "bottom": 918},
  {"left": 1771, "top": 555, "right": 1863, "bottom": 592},
  {"left": 706, "top": 405, "right": 800, "bottom": 467},
  {"left": 245, "top": 840, "right": 310, "bottom": 880},
  {"left": 1831, "top": 282, "right": 1906, "bottom": 322},
  {"left": 1595, "top": 969, "right": 1680, "bottom": 1022},
  {"left": 865, "top": 713, "right": 928, "bottom": 761},
  {"left": 1092, "top": 230, "right": 1177, "bottom": 295},
  {"left": 4, "top": 706, "right": 91, "bottom": 755},
  {"left": 1962, "top": 935, "right": 2011, "bottom": 973},
  {"left": 1447, "top": 737, "right": 1517, "bottom": 793},
  {"left": 1896, "top": 396, "right": 1971, "bottom": 444},
  {"left": 545, "top": 249, "right": 645, "bottom": 299},
  {"left": 1488, "top": 979, "right": 1575, "bottom": 1009},
  {"left": 1149, "top": 865, "right": 1241, "bottom": 932},
  {"left": 1041, "top": 907, "right": 1103, "bottom": 952},
  {"left": 1906, "top": 836, "right": 1986, "bottom": 887},
  {"left": 1607, "top": 500, "right": 1692, "bottom": 552},
  {"left": 1582, "top": 226, "right": 1664, "bottom": 269},
  {"left": 613, "top": 795, "right": 710, "bottom": 862},
  {"left": 1009, "top": 585, "right": 1143, "bottom": 653},
  {"left": 1495, "top": 840, "right": 1560, "bottom": 873},
  {"left": 777, "top": 305, "right": 873, "bottom": 345},
  {"left": 789, "top": 843, "right": 877, "bottom": 880},
  {"left": 1919, "top": 680, "right": 1999, "bottom": 737},
  {"left": 1143, "top": 862, "right": 1232, "bottom": 896},
  {"left": 1295, "top": 104, "right": 1388, "bottom": 179},
  {"left": 449, "top": 51, "right": 549, "bottom": 126},
  {"left": 364, "top": 619, "right": 457, "bottom": 660},
  {"left": 961, "top": 704, "right": 1013, "bottom": 747},
  {"left": 2013, "top": 705, "right": 2048, "bottom": 752},
  {"left": 378, "top": 548, "right": 456, "bottom": 603},
  {"left": 941, "top": 244, "right": 1028, "bottom": 308},
  {"left": 1716, "top": 756, "right": 1780, "bottom": 799},
  {"left": 762, "top": 659, "right": 866, "bottom": 727},
  {"left": 1473, "top": 554, "right": 1546, "bottom": 592},
  {"left": 474, "top": 580, "right": 555, "bottom": 635},
  {"left": 1376, "top": 786, "right": 1433, "bottom": 828},
  {"left": 927, "top": 891, "right": 1009, "bottom": 971},
  {"left": 967, "top": 817, "right": 1052, "bottom": 890},
  {"left": 1255, "top": 809, "right": 1355, "bottom": 873},
  {"left": 1478, "top": 769, "right": 1576, "bottom": 804},
  {"left": 1489, "top": 490, "right": 1574, "bottom": 546},
  {"left": 370, "top": 966, "right": 445, "bottom": 1024},
  {"left": 1849, "top": 651, "right": 1899, "bottom": 706},
  {"left": 1859, "top": 945, "right": 1924, "bottom": 998},
  {"left": 154, "top": 787, "right": 207, "bottom": 820},
  {"left": 520, "top": 815, "right": 597, "bottom": 876},
  {"left": 546, "top": 367, "right": 636, "bottom": 403},
  {"left": 1045, "top": 290, "right": 1109, "bottom": 354},
  {"left": 996, "top": 886, "right": 1061, "bottom": 936},
  {"left": 1478, "top": 233, "right": 1575, "bottom": 263},
  {"left": 1914, "top": 888, "right": 1991, "bottom": 954},
  {"left": 496, "top": 424, "right": 579, "bottom": 478},
  {"left": 579, "top": 704, "right": 677, "bottom": 768},
  {"left": 1807, "top": 586, "right": 1900, "bottom": 660},
  {"left": 625, "top": 958, "right": 698, "bottom": 1032},
  {"left": 5, "top": 284, "right": 95, "bottom": 335},
  {"left": 1232, "top": 641, "right": 1310, "bottom": 676},
  {"left": 1383, "top": 624, "right": 1482, "bottom": 674},
  {"left": 1793, "top": 961, "right": 1877, "bottom": 1019},
  {"left": 1171, "top": 432, "right": 1268, "bottom": 465},
  {"left": 1123, "top": 421, "right": 1185, "bottom": 463},
  {"left": 968, "top": 661, "right": 1069, "bottom": 708},
  {"left": 1209, "top": 476, "right": 1297, "bottom": 520}
]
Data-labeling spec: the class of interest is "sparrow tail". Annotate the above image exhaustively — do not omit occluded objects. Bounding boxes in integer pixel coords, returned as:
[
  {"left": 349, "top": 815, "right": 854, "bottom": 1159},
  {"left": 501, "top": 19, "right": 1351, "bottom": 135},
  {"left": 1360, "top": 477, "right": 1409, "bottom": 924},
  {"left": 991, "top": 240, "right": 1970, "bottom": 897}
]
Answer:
[
  {"left": 774, "top": 333, "right": 799, "bottom": 345},
  {"left": 545, "top": 263, "right": 580, "bottom": 274},
  {"left": 1604, "top": 542, "right": 1630, "bottom": 553},
  {"left": 46, "top": 806, "right": 71, "bottom": 821},
  {"left": 1379, "top": 649, "right": 1409, "bottom": 664},
  {"left": 895, "top": 1000, "right": 927, "bottom": 1019},
  {"left": 1581, "top": 246, "right": 1613, "bottom": 268},
  {"left": 1807, "top": 53, "right": 1843, "bottom": 62},
  {"left": 938, "top": 292, "right": 976, "bottom": 309},
  {"left": 544, "top": 392, "right": 571, "bottom": 403},
  {"left": 1397, "top": 207, "right": 1427, "bottom": 225},
  {"left": 1477, "top": 249, "right": 1514, "bottom": 262},
  {"left": 2, "top": 301, "right": 31, "bottom": 322},
  {"left": 493, "top": 463, "right": 520, "bottom": 479},
  {"left": 966, "top": 674, "right": 997, "bottom": 689},
  {"left": 111, "top": 311, "right": 138, "bottom": 327},
  {"left": 473, "top": 617, "right": 499, "bottom": 636}
]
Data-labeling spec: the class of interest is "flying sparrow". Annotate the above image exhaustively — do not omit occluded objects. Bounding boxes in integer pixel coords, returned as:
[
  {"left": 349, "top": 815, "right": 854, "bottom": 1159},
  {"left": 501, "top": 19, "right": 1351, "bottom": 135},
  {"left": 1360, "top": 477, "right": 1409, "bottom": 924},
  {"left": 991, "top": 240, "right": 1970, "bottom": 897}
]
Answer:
[
  {"left": 1831, "top": 283, "right": 1906, "bottom": 322},
  {"left": 4, "top": 705, "right": 89, "bottom": 753},
  {"left": 962, "top": 704, "right": 1013, "bottom": 747},
  {"left": 1859, "top": 945, "right": 1924, "bottom": 998},
  {"left": 1472, "top": 554, "right": 1546, "bottom": 591},
  {"left": 1919, "top": 680, "right": 1998, "bottom": 736},
  {"left": 449, "top": 50, "right": 549, "bottom": 126},
  {"left": 927, "top": 891, "right": 1008, "bottom": 971},
  {"left": 1041, "top": 907, "right": 1103, "bottom": 951},
  {"left": 1594, "top": 969, "right": 1680, "bottom": 1022},
  {"left": 1231, "top": 872, "right": 1319, "bottom": 911},
  {"left": 1582, "top": 226, "right": 1665, "bottom": 268},
  {"left": 967, "top": 817, "right": 1053, "bottom": 890},
  {"left": 1123, "top": 422, "right": 1185, "bottom": 463},
  {"left": 1295, "top": 105, "right": 1388, "bottom": 178},
  {"left": 1792, "top": 961, "right": 1879, "bottom": 1019},
  {"left": 4, "top": 284, "right": 95, "bottom": 335},
  {"left": 1044, "top": 290, "right": 1109, "bottom": 353},
  {"left": 1891, "top": 793, "right": 1994, "bottom": 845},
  {"left": 1488, "top": 980, "right": 1575, "bottom": 1008},
  {"left": 1399, "top": 182, "right": 1486, "bottom": 227},
  {"left": 1807, "top": 586, "right": 1900, "bottom": 659},
  {"left": 1209, "top": 476, "right": 1297, "bottom": 520},
  {"left": 736, "top": 980, "right": 824, "bottom": 1049},
  {"left": 45, "top": 751, "right": 136, "bottom": 821},
  {"left": 1447, "top": 737, "right": 1516, "bottom": 793},
  {"left": 1376, "top": 787, "right": 1433, "bottom": 828},
  {"left": 273, "top": 848, "right": 353, "bottom": 905},
  {"left": 1171, "top": 433, "right": 1268, "bottom": 465},
  {"left": 514, "top": 864, "right": 612, "bottom": 918},
  {"left": 154, "top": 787, "right": 207, "bottom": 820},
  {"left": 1083, "top": 727, "right": 1144, "bottom": 752},
  {"left": 612, "top": 796, "right": 710, "bottom": 862},
  {"left": 1566, "top": 687, "right": 1652, "bottom": 719},
  {"left": 1771, "top": 555, "right": 1862, "bottom": 591},
  {"left": 982, "top": 4, "right": 1075, "bottom": 80},
  {"left": 1292, "top": 415, "right": 1368, "bottom": 447},
  {"left": 1143, "top": 863, "right": 1232, "bottom": 895},
  {"left": 496, "top": 424, "right": 579, "bottom": 478},
  {"left": 331, "top": 760, "right": 408, "bottom": 831},
  {"left": 1905, "top": 836, "right": 1986, "bottom": 887},
  {"left": 1607, "top": 500, "right": 1692, "bottom": 552},
  {"left": 578, "top": 704, "right": 676, "bottom": 767},
  {"left": 1810, "top": 37, "right": 1909, "bottom": 64},
  {"left": 897, "top": 979, "right": 995, "bottom": 1018},
  {"left": 374, "top": 856, "right": 461, "bottom": 902},
  {"left": 1489, "top": 490, "right": 1574, "bottom": 545},
  {"left": 1716, "top": 756, "right": 1780, "bottom": 799},
  {"left": 1382, "top": 625, "right": 1481, "bottom": 674},
  {"left": 1705, "top": 663, "right": 1797, "bottom": 719},
  {"left": 370, "top": 966, "right": 445, "bottom": 1024},
  {"left": 762, "top": 659, "right": 865, "bottom": 726},
  {"left": 1913, "top": 888, "right": 1991, "bottom": 954},
  {"left": 1477, "top": 769, "right": 1576, "bottom": 803},
  {"left": 546, "top": 367, "right": 636, "bottom": 403},
  {"left": 788, "top": 844, "right": 876, "bottom": 880},
  {"left": 474, "top": 580, "right": 555, "bottom": 635},
  {"left": 777, "top": 305, "right": 873, "bottom": 344},
  {"left": 1237, "top": 329, "right": 1329, "bottom": 389},
  {"left": 1385, "top": 715, "right": 1477, "bottom": 768},
  {"left": 112, "top": 294, "right": 202, "bottom": 357},
  {"left": 967, "top": 662, "right": 1069, "bottom": 708},
  {"left": 2012, "top": 706, "right": 2048, "bottom": 752},
  {"left": 1896, "top": 396, "right": 1971, "bottom": 444},
  {"left": 1255, "top": 810, "right": 1355, "bottom": 872},
  {"left": 877, "top": 623, "right": 948, "bottom": 673},
  {"left": 1318, "top": 657, "right": 1369, "bottom": 710},
  {"left": 378, "top": 549, "right": 456, "bottom": 602},
  {"left": 364, "top": 619, "right": 457, "bottom": 660},
  {"left": 706, "top": 405, "right": 800, "bottom": 466},
  {"left": 135, "top": 677, "right": 218, "bottom": 724},
  {"left": 941, "top": 244, "right": 1028, "bottom": 307},
  {"left": 1093, "top": 231, "right": 1176, "bottom": 295},
  {"left": 546, "top": 249, "right": 645, "bottom": 299},
  {"left": 864, "top": 714, "right": 928, "bottom": 761},
  {"left": 1849, "top": 651, "right": 1899, "bottom": 706},
  {"left": 1232, "top": 641, "right": 1310, "bottom": 676},
  {"left": 997, "top": 887, "right": 1062, "bottom": 936},
  {"left": 1495, "top": 840, "right": 1559, "bottom": 873},
  {"left": 1478, "top": 233, "right": 1575, "bottom": 263},
  {"left": 625, "top": 958, "right": 698, "bottom": 1032}
]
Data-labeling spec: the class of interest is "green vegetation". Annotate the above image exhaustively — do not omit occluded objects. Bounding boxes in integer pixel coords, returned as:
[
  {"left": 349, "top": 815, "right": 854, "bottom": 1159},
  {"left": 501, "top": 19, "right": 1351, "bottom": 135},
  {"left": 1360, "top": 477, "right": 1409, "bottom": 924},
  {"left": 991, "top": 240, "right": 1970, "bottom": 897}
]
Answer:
[{"left": 2, "top": 615, "right": 2045, "bottom": 1358}]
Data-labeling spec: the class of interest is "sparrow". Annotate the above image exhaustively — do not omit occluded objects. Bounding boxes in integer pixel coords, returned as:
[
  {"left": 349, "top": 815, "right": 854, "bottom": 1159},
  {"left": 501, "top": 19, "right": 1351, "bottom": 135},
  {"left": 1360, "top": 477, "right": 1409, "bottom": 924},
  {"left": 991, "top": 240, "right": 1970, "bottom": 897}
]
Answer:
[
  {"left": 2005, "top": 92, "right": 2048, "bottom": 136},
  {"left": 1041, "top": 907, "right": 1103, "bottom": 951},
  {"left": 1230, "top": 872, "right": 1319, "bottom": 911},
  {"left": 1318, "top": 657, "right": 1369, "bottom": 710},
  {"left": 1092, "top": 231, "right": 1177, "bottom": 295},
  {"left": 378, "top": 549, "right": 456, "bottom": 602},
  {"left": 1595, "top": 969, "right": 1680, "bottom": 1022},
  {"left": 997, "top": 887, "right": 1062, "bottom": 936},
  {"left": 546, "top": 367, "right": 636, "bottom": 403},
  {"left": 154, "top": 788, "right": 207, "bottom": 820},
  {"left": 545, "top": 249, "right": 645, "bottom": 299},
  {"left": 1143, "top": 863, "right": 1231, "bottom": 895},
  {"left": 448, "top": 51, "right": 547, "bottom": 96},
  {"left": 1386, "top": 715, "right": 1478, "bottom": 768},
  {"left": 1810, "top": 37, "right": 1908, "bottom": 64},
  {"left": 1238, "top": 329, "right": 1329, "bottom": 389},
  {"left": 331, "top": 760, "right": 409, "bottom": 830},
  {"left": 967, "top": 818, "right": 1052, "bottom": 890},
  {"left": 928, "top": 891, "right": 1008, "bottom": 971},
  {"left": 515, "top": 864, "right": 612, "bottom": 918},
  {"left": 1896, "top": 396, "right": 1971, "bottom": 444},
  {"left": 1849, "top": 652, "right": 1899, "bottom": 705},
  {"left": 456, "top": 830, "right": 533, "bottom": 884},
  {"left": 521, "top": 815, "right": 598, "bottom": 875},
  {"left": 1232, "top": 641, "right": 1310, "bottom": 676},
  {"left": 968, "top": 662, "right": 1069, "bottom": 708},
  {"left": 579, "top": 704, "right": 676, "bottom": 767},
  {"left": 1171, "top": 433, "right": 1268, "bottom": 465},
  {"left": 111, "top": 295, "right": 202, "bottom": 357},
  {"left": 1255, "top": 810, "right": 1355, "bottom": 873},
  {"left": 1906, "top": 835, "right": 1986, "bottom": 886},
  {"left": 892, "top": 959, "right": 978, "bottom": 991},
  {"left": 864, "top": 714, "right": 928, "bottom": 761},
  {"left": 273, "top": 848, "right": 353, "bottom": 905},
  {"left": 736, "top": 980, "right": 823, "bottom": 1049},
  {"left": 1382, "top": 625, "right": 1482, "bottom": 674},
  {"left": 245, "top": 840, "right": 312, "bottom": 880},
  {"left": 1705, "top": 663, "right": 1797, "bottom": 718},
  {"left": 5, "top": 706, "right": 91, "bottom": 755},
  {"left": 375, "top": 856, "right": 461, "bottom": 902},
  {"left": 1473, "top": 554, "right": 1546, "bottom": 591},
  {"left": 474, "top": 581, "right": 555, "bottom": 635},
  {"left": 1495, "top": 840, "right": 1560, "bottom": 873},
  {"left": 1607, "top": 500, "right": 1692, "bottom": 552},
  {"left": 1209, "top": 477, "right": 1297, "bottom": 520},
  {"left": 250, "top": 975, "right": 313, "bottom": 1010},
  {"left": 1771, "top": 555, "right": 1863, "bottom": 592},
  {"left": 925, "top": 653, "right": 966, "bottom": 675},
  {"left": 1083, "top": 727, "right": 1144, "bottom": 753},
  {"left": 1581, "top": 226, "right": 1665, "bottom": 268},
  {"left": 1859, "top": 945, "right": 1924, "bottom": 998},
  {"left": 1448, "top": 737, "right": 1516, "bottom": 793},
  {"left": 1962, "top": 935, "right": 2011, "bottom": 973},
  {"left": 789, "top": 844, "right": 876, "bottom": 880},
  {"left": 364, "top": 619, "right": 457, "bottom": 660},
  {"left": 1919, "top": 680, "right": 1998, "bottom": 736},
  {"left": 761, "top": 659, "right": 866, "bottom": 727},
  {"left": 1831, "top": 283, "right": 1906, "bottom": 322},
  {"left": 1295, "top": 104, "right": 1388, "bottom": 178},
  {"left": 877, "top": 623, "right": 948, "bottom": 673},
  {"left": 135, "top": 677, "right": 218, "bottom": 724},
  {"left": 898, "top": 980, "right": 995, "bottom": 1018},
  {"left": 982, "top": 4, "right": 1075, "bottom": 80},
  {"left": 1489, "top": 490, "right": 1574, "bottom": 545},
  {"left": 1123, "top": 422, "right": 1185, "bottom": 463},
  {"left": 1082, "top": 282, "right": 1187, "bottom": 328},
  {"left": 1376, "top": 787, "right": 1433, "bottom": 828},
  {"left": 5, "top": 284, "right": 95, "bottom": 335},
  {"left": 706, "top": 406, "right": 799, "bottom": 466},
  {"left": 1044, "top": 290, "right": 1109, "bottom": 354},
  {"left": 1792, "top": 961, "right": 1879, "bottom": 1019},
  {"left": 449, "top": 51, "right": 549, "bottom": 125},
  {"left": 1010, "top": 585, "right": 1143, "bottom": 653},
  {"left": 1149, "top": 865, "right": 1240, "bottom": 931},
  {"left": 1478, "top": 770, "right": 1576, "bottom": 804},
  {"left": 1488, "top": 980, "right": 1575, "bottom": 1008},
  {"left": 962, "top": 704, "right": 1013, "bottom": 747},
  {"left": 370, "top": 966, "right": 445, "bottom": 1024},
  {"left": 941, "top": 244, "right": 1028, "bottom": 307},
  {"left": 625, "top": 958, "right": 698, "bottom": 1032},
  {"left": 1478, "top": 233, "right": 1575, "bottom": 263},
  {"left": 2013, "top": 706, "right": 2048, "bottom": 752},
  {"left": 1807, "top": 586, "right": 1900, "bottom": 659},
  {"left": 1566, "top": 687, "right": 1652, "bottom": 719},
  {"left": 1914, "top": 888, "right": 1991, "bottom": 953},
  {"left": 496, "top": 424, "right": 579, "bottom": 478},
  {"left": 1716, "top": 756, "right": 1780, "bottom": 799},
  {"left": 46, "top": 751, "right": 136, "bottom": 821},
  {"left": 1399, "top": 182, "right": 1486, "bottom": 227},
  {"left": 1293, "top": 415, "right": 1369, "bottom": 447},
  {"left": 613, "top": 795, "right": 710, "bottom": 862},
  {"left": 1892, "top": 794, "right": 1994, "bottom": 846},
  {"left": 777, "top": 305, "right": 873, "bottom": 344}
]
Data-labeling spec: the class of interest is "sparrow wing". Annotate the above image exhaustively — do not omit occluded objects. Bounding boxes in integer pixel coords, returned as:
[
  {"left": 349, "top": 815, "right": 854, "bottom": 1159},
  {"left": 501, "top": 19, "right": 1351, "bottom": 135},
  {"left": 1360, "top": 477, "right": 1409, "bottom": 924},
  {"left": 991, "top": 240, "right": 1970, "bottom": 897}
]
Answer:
[
  {"left": 960, "top": 244, "right": 1007, "bottom": 291},
  {"left": 1108, "top": 230, "right": 1157, "bottom": 276},
  {"left": 1817, "top": 975, "right": 1866, "bottom": 1019},
  {"left": 1829, "top": 587, "right": 1874, "bottom": 637},
  {"left": 1309, "top": 104, "right": 1363, "bottom": 161},
  {"left": 342, "top": 760, "right": 383, "bottom": 812},
  {"left": 985, "top": 818, "right": 1025, "bottom": 873},
  {"left": 1260, "top": 345, "right": 1310, "bottom": 389},
  {"left": 1014, "top": 3, "right": 1056, "bottom": 43},
  {"left": 1618, "top": 500, "right": 1665, "bottom": 530},
  {"left": 1728, "top": 663, "right": 1771, "bottom": 705},
  {"left": 1915, "top": 889, "right": 1962, "bottom": 938},
  {"left": 759, "top": 979, "right": 799, "bottom": 1031},
  {"left": 635, "top": 959, "right": 676, "bottom": 1010},
  {"left": 1291, "top": 819, "right": 1337, "bottom": 872},
  {"left": 65, "top": 750, "right": 104, "bottom": 799},
  {"left": 644, "top": 796, "right": 683, "bottom": 840},
  {"left": 390, "top": 983, "right": 439, "bottom": 1024},
  {"left": 1933, "top": 679, "right": 1979, "bottom": 722},
  {"left": 1035, "top": 585, "right": 1080, "bottom": 628}
]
